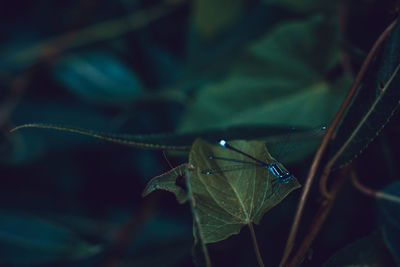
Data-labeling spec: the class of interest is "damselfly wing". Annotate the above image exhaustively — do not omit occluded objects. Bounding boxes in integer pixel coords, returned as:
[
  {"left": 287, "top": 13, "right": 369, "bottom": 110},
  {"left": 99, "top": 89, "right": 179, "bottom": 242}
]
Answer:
[{"left": 202, "top": 139, "right": 294, "bottom": 197}]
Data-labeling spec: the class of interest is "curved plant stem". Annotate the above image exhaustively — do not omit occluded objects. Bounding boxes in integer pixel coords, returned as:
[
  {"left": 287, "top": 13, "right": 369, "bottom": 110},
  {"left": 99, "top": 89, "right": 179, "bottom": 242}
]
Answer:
[
  {"left": 286, "top": 166, "right": 350, "bottom": 266},
  {"left": 248, "top": 223, "right": 265, "bottom": 267},
  {"left": 351, "top": 170, "right": 400, "bottom": 204},
  {"left": 319, "top": 19, "right": 398, "bottom": 199},
  {"left": 279, "top": 18, "right": 398, "bottom": 267},
  {"left": 10, "top": 123, "right": 190, "bottom": 150}
]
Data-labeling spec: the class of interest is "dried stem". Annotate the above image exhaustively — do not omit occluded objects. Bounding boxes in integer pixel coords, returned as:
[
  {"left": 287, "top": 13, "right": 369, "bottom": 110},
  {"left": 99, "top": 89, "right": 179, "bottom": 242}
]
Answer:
[
  {"left": 279, "top": 19, "right": 398, "bottom": 267},
  {"left": 286, "top": 166, "right": 350, "bottom": 266},
  {"left": 351, "top": 170, "right": 400, "bottom": 204},
  {"left": 248, "top": 223, "right": 265, "bottom": 267}
]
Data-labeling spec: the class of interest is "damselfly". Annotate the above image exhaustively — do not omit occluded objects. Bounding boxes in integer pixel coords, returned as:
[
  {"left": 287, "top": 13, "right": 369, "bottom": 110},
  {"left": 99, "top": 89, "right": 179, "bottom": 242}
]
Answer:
[
  {"left": 202, "top": 125, "right": 327, "bottom": 195},
  {"left": 202, "top": 140, "right": 294, "bottom": 196}
]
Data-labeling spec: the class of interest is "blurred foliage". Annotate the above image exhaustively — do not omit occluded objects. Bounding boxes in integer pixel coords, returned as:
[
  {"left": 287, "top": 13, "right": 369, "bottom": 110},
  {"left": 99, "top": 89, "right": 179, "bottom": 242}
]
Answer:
[{"left": 1, "top": 0, "right": 400, "bottom": 266}]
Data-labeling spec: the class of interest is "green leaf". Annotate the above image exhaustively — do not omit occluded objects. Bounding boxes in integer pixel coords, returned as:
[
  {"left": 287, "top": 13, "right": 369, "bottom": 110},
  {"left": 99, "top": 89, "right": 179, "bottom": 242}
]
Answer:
[
  {"left": 179, "top": 16, "right": 350, "bottom": 132},
  {"left": 0, "top": 212, "right": 100, "bottom": 265},
  {"left": 143, "top": 139, "right": 301, "bottom": 244},
  {"left": 263, "top": 0, "right": 337, "bottom": 13},
  {"left": 192, "top": 0, "right": 246, "bottom": 37},
  {"left": 143, "top": 165, "right": 212, "bottom": 266},
  {"left": 330, "top": 21, "right": 400, "bottom": 169},
  {"left": 323, "top": 231, "right": 396, "bottom": 267},
  {"left": 143, "top": 164, "right": 189, "bottom": 203},
  {"left": 53, "top": 51, "right": 143, "bottom": 106}
]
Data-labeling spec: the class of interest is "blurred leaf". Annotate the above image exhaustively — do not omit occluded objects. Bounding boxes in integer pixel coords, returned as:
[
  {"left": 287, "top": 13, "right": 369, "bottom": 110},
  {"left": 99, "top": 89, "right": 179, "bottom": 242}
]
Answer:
[
  {"left": 192, "top": 0, "right": 246, "bottom": 37},
  {"left": 52, "top": 51, "right": 143, "bottom": 106},
  {"left": 179, "top": 16, "right": 349, "bottom": 132},
  {"left": 330, "top": 20, "right": 400, "bottom": 169},
  {"left": 144, "top": 139, "right": 300, "bottom": 243},
  {"left": 323, "top": 231, "right": 396, "bottom": 267},
  {"left": 263, "top": 0, "right": 337, "bottom": 13},
  {"left": 0, "top": 212, "right": 100, "bottom": 265},
  {"left": 377, "top": 182, "right": 400, "bottom": 265}
]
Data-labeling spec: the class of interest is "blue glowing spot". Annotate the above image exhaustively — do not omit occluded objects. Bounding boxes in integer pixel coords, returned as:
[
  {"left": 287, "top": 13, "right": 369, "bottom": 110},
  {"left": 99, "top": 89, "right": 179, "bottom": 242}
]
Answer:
[{"left": 218, "top": 140, "right": 227, "bottom": 147}]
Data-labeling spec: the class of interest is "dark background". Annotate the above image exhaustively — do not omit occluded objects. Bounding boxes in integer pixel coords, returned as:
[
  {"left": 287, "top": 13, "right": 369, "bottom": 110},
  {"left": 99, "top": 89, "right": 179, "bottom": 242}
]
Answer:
[{"left": 1, "top": 0, "right": 399, "bottom": 266}]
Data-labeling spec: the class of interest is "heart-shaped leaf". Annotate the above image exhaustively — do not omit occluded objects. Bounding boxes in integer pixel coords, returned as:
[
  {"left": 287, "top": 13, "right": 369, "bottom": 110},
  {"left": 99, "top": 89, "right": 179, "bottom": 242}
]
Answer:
[{"left": 143, "top": 138, "right": 301, "bottom": 244}]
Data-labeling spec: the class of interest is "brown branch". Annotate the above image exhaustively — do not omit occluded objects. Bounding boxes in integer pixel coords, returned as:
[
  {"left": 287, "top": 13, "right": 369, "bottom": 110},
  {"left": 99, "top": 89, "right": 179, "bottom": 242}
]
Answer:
[
  {"left": 286, "top": 166, "right": 350, "bottom": 267},
  {"left": 351, "top": 170, "right": 400, "bottom": 204},
  {"left": 7, "top": 2, "right": 182, "bottom": 68},
  {"left": 279, "top": 18, "right": 398, "bottom": 267},
  {"left": 248, "top": 223, "right": 265, "bottom": 267},
  {"left": 101, "top": 194, "right": 159, "bottom": 267},
  {"left": 319, "top": 19, "right": 398, "bottom": 199}
]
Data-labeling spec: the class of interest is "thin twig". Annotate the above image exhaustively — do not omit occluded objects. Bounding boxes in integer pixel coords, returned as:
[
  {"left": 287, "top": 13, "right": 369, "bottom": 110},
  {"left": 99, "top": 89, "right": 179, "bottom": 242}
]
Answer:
[
  {"left": 248, "top": 223, "right": 265, "bottom": 267},
  {"left": 102, "top": 194, "right": 159, "bottom": 267},
  {"left": 7, "top": 2, "right": 182, "bottom": 67},
  {"left": 320, "top": 19, "right": 398, "bottom": 199},
  {"left": 279, "top": 18, "right": 398, "bottom": 267},
  {"left": 351, "top": 170, "right": 400, "bottom": 204}
]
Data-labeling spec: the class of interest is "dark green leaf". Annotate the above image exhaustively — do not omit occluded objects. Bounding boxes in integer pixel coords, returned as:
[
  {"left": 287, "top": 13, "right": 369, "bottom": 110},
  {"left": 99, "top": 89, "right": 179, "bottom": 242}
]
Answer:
[
  {"left": 53, "top": 51, "right": 143, "bottom": 106},
  {"left": 377, "top": 182, "right": 400, "bottom": 265},
  {"left": 0, "top": 212, "right": 100, "bottom": 265},
  {"left": 330, "top": 21, "right": 400, "bottom": 169},
  {"left": 263, "top": 0, "right": 337, "bottom": 13},
  {"left": 143, "top": 164, "right": 189, "bottom": 203},
  {"left": 192, "top": 0, "right": 246, "bottom": 37},
  {"left": 179, "top": 16, "right": 350, "bottom": 132},
  {"left": 143, "top": 139, "right": 300, "bottom": 243},
  {"left": 323, "top": 231, "right": 396, "bottom": 267}
]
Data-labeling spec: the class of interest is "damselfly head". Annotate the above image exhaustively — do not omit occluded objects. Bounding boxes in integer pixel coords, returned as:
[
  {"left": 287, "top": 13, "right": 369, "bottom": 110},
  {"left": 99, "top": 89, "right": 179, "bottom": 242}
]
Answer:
[{"left": 218, "top": 140, "right": 227, "bottom": 147}]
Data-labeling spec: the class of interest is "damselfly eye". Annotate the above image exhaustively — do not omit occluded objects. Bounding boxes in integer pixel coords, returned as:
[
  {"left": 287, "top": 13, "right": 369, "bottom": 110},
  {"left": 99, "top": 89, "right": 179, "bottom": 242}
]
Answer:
[{"left": 218, "top": 140, "right": 227, "bottom": 147}]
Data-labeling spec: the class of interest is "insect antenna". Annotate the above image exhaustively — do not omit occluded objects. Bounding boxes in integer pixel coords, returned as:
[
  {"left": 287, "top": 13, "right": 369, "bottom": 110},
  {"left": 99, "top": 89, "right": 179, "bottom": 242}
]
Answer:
[
  {"left": 207, "top": 156, "right": 263, "bottom": 166},
  {"left": 162, "top": 150, "right": 186, "bottom": 190},
  {"left": 274, "top": 124, "right": 328, "bottom": 162}
]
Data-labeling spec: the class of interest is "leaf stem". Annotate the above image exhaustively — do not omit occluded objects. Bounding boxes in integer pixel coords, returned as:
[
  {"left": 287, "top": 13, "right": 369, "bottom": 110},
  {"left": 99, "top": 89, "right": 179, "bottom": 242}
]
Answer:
[
  {"left": 351, "top": 169, "right": 400, "bottom": 204},
  {"left": 248, "top": 223, "right": 265, "bottom": 267}
]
